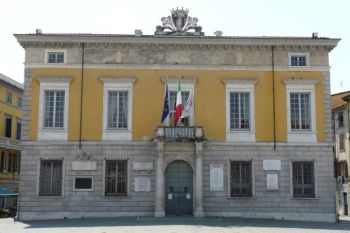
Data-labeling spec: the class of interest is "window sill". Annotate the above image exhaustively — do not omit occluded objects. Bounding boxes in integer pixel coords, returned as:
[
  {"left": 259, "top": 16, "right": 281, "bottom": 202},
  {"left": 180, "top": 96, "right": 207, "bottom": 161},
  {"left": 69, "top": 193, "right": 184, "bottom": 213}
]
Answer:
[
  {"left": 227, "top": 196, "right": 256, "bottom": 200},
  {"left": 226, "top": 131, "right": 255, "bottom": 142},
  {"left": 102, "top": 130, "right": 132, "bottom": 141},
  {"left": 36, "top": 195, "right": 64, "bottom": 199},
  {"left": 73, "top": 189, "right": 93, "bottom": 192},
  {"left": 287, "top": 66, "right": 311, "bottom": 71},
  {"left": 290, "top": 197, "right": 319, "bottom": 200},
  {"left": 38, "top": 129, "right": 68, "bottom": 141}
]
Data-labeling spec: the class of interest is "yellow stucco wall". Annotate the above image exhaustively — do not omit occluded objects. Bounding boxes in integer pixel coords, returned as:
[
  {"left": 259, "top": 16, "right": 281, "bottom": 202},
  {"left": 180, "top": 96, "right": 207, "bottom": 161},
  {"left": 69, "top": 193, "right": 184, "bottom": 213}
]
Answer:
[
  {"left": 29, "top": 68, "right": 326, "bottom": 142},
  {"left": 0, "top": 82, "right": 23, "bottom": 139}
]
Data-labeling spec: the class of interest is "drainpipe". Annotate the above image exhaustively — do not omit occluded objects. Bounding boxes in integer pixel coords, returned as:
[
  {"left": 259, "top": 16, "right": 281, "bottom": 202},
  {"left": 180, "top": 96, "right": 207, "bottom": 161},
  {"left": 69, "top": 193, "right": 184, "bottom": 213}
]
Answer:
[
  {"left": 79, "top": 43, "right": 85, "bottom": 149},
  {"left": 271, "top": 46, "right": 276, "bottom": 150}
]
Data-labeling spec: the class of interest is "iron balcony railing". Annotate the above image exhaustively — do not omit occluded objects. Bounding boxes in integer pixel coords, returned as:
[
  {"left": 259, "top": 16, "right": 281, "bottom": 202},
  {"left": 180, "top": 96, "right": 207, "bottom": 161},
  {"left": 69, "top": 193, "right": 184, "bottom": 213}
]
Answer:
[{"left": 155, "top": 126, "right": 204, "bottom": 142}]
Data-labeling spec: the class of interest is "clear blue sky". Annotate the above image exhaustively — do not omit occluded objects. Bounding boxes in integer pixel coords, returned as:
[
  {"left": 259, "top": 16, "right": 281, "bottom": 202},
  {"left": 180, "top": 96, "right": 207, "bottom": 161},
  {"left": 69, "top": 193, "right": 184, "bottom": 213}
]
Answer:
[{"left": 0, "top": 0, "right": 348, "bottom": 94}]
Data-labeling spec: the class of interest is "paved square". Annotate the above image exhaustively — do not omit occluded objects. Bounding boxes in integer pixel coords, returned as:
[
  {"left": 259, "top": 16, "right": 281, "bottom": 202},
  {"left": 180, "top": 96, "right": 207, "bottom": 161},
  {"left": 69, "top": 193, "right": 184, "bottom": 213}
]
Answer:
[{"left": 1, "top": 217, "right": 350, "bottom": 233}]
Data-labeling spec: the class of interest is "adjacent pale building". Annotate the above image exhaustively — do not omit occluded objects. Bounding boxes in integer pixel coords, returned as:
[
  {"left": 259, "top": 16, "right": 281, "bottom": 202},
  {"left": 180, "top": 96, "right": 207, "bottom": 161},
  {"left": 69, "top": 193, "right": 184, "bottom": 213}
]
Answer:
[
  {"left": 0, "top": 73, "right": 22, "bottom": 191},
  {"left": 15, "top": 8, "right": 339, "bottom": 222}
]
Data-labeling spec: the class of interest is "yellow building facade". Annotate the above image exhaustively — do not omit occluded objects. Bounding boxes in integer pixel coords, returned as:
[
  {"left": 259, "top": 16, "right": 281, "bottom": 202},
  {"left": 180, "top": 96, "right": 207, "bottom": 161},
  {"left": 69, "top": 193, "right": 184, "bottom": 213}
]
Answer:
[
  {"left": 15, "top": 9, "right": 339, "bottom": 222},
  {"left": 0, "top": 73, "right": 22, "bottom": 190}
]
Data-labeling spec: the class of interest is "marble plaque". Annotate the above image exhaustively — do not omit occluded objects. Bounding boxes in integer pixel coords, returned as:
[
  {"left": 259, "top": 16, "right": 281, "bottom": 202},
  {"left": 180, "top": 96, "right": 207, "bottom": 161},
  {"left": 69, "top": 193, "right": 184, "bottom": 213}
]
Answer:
[
  {"left": 266, "top": 173, "right": 278, "bottom": 191},
  {"left": 72, "top": 161, "right": 96, "bottom": 170},
  {"left": 263, "top": 160, "right": 281, "bottom": 171},
  {"left": 210, "top": 164, "right": 224, "bottom": 191},
  {"left": 134, "top": 177, "right": 151, "bottom": 192},
  {"left": 133, "top": 161, "right": 154, "bottom": 171}
]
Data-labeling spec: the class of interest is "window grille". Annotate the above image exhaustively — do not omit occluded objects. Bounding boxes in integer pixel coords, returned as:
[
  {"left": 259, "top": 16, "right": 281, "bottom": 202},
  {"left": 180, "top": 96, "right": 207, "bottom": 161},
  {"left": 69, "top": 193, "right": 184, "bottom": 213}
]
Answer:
[
  {"left": 230, "top": 92, "right": 250, "bottom": 130},
  {"left": 105, "top": 160, "right": 127, "bottom": 196},
  {"left": 39, "top": 160, "right": 63, "bottom": 196},
  {"left": 292, "top": 161, "right": 315, "bottom": 198},
  {"left": 44, "top": 90, "right": 65, "bottom": 128},
  {"left": 107, "top": 91, "right": 128, "bottom": 129},
  {"left": 290, "top": 92, "right": 311, "bottom": 130},
  {"left": 48, "top": 52, "right": 64, "bottom": 63},
  {"left": 230, "top": 161, "right": 252, "bottom": 197}
]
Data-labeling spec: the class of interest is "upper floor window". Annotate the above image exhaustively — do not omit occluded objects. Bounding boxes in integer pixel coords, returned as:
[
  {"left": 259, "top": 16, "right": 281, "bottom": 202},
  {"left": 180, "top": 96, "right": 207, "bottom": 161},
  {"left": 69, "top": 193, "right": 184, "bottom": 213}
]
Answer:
[
  {"left": 16, "top": 119, "right": 21, "bottom": 140},
  {"left": 101, "top": 77, "right": 136, "bottom": 141},
  {"left": 292, "top": 161, "right": 315, "bottom": 198},
  {"left": 44, "top": 90, "right": 65, "bottom": 128},
  {"left": 169, "top": 91, "right": 190, "bottom": 126},
  {"left": 290, "top": 92, "right": 311, "bottom": 130},
  {"left": 223, "top": 78, "right": 257, "bottom": 142},
  {"left": 338, "top": 111, "right": 344, "bottom": 128},
  {"left": 37, "top": 77, "right": 71, "bottom": 141},
  {"left": 45, "top": 50, "right": 66, "bottom": 64},
  {"left": 6, "top": 91, "right": 12, "bottom": 104},
  {"left": 339, "top": 134, "right": 345, "bottom": 152},
  {"left": 289, "top": 53, "right": 309, "bottom": 66},
  {"left": 230, "top": 92, "right": 250, "bottom": 130},
  {"left": 107, "top": 91, "right": 129, "bottom": 129},
  {"left": 17, "top": 96, "right": 22, "bottom": 108},
  {"left": 284, "top": 79, "right": 317, "bottom": 143},
  {"left": 48, "top": 52, "right": 64, "bottom": 63}
]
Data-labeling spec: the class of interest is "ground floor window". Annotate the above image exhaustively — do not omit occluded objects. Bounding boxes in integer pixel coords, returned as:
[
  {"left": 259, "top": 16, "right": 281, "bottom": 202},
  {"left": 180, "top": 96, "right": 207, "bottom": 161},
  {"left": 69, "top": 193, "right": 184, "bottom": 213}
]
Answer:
[
  {"left": 39, "top": 159, "right": 63, "bottom": 196},
  {"left": 105, "top": 160, "right": 128, "bottom": 196},
  {"left": 230, "top": 160, "right": 252, "bottom": 197},
  {"left": 292, "top": 161, "right": 315, "bottom": 198},
  {"left": 0, "top": 152, "right": 20, "bottom": 174}
]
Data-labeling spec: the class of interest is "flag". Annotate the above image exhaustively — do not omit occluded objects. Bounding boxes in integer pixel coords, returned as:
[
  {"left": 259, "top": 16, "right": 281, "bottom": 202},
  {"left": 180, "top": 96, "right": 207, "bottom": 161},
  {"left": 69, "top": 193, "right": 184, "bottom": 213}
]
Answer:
[
  {"left": 174, "top": 79, "right": 182, "bottom": 126},
  {"left": 161, "top": 80, "right": 169, "bottom": 124},
  {"left": 182, "top": 83, "right": 194, "bottom": 118}
]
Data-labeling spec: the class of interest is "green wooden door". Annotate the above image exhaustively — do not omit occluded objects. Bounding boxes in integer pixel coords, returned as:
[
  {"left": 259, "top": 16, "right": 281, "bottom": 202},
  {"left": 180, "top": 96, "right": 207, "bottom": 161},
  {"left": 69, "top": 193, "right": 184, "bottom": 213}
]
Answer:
[{"left": 165, "top": 160, "right": 193, "bottom": 216}]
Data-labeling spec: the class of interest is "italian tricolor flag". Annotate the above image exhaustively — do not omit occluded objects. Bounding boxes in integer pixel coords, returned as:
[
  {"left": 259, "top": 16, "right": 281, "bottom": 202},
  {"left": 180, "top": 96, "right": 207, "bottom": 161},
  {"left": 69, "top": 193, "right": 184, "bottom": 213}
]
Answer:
[{"left": 174, "top": 79, "right": 182, "bottom": 126}]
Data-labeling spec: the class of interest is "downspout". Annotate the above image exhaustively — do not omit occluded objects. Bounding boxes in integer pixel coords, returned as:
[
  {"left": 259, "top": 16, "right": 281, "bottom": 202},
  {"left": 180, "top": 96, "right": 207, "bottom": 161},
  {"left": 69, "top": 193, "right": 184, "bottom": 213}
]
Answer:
[
  {"left": 79, "top": 43, "right": 85, "bottom": 149},
  {"left": 271, "top": 46, "right": 276, "bottom": 150}
]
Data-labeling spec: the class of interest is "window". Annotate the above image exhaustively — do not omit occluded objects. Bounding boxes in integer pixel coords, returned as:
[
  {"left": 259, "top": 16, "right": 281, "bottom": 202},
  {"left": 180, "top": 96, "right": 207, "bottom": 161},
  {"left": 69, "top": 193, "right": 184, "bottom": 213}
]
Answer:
[
  {"left": 107, "top": 91, "right": 128, "bottom": 129},
  {"left": 105, "top": 160, "right": 128, "bottom": 196},
  {"left": 292, "top": 161, "right": 315, "bottom": 198},
  {"left": 39, "top": 160, "right": 63, "bottom": 196},
  {"left": 0, "top": 152, "right": 9, "bottom": 173},
  {"left": 288, "top": 53, "right": 309, "bottom": 66},
  {"left": 339, "top": 134, "right": 345, "bottom": 151},
  {"left": 74, "top": 177, "right": 93, "bottom": 191},
  {"left": 17, "top": 97, "right": 22, "bottom": 108},
  {"left": 230, "top": 161, "right": 252, "bottom": 197},
  {"left": 230, "top": 92, "right": 250, "bottom": 130},
  {"left": 48, "top": 52, "right": 64, "bottom": 63},
  {"left": 101, "top": 77, "right": 136, "bottom": 141},
  {"left": 338, "top": 112, "right": 344, "bottom": 128},
  {"left": 37, "top": 77, "right": 71, "bottom": 140},
  {"left": 290, "top": 92, "right": 311, "bottom": 130},
  {"left": 16, "top": 120, "right": 21, "bottom": 140},
  {"left": 4, "top": 116, "right": 12, "bottom": 138},
  {"left": 284, "top": 79, "right": 317, "bottom": 143},
  {"left": 169, "top": 91, "right": 189, "bottom": 126},
  {"left": 6, "top": 92, "right": 12, "bottom": 104},
  {"left": 223, "top": 78, "right": 256, "bottom": 142},
  {"left": 43, "top": 90, "right": 65, "bottom": 128}
]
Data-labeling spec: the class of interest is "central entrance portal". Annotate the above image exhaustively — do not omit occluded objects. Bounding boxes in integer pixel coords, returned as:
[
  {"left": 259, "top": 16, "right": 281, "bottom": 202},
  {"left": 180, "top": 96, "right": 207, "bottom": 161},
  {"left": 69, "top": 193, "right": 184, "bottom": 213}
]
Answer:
[{"left": 165, "top": 160, "right": 193, "bottom": 216}]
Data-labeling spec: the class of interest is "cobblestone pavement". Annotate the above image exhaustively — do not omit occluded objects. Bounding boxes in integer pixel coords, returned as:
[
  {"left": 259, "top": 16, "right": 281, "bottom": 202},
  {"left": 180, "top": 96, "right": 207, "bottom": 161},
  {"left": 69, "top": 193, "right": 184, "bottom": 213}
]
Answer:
[{"left": 1, "top": 217, "right": 350, "bottom": 233}]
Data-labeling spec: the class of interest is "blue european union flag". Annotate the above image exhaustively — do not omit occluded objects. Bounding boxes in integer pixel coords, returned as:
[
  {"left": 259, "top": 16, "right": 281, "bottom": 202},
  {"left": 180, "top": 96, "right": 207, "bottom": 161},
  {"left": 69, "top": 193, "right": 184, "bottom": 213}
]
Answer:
[{"left": 161, "top": 81, "right": 169, "bottom": 124}]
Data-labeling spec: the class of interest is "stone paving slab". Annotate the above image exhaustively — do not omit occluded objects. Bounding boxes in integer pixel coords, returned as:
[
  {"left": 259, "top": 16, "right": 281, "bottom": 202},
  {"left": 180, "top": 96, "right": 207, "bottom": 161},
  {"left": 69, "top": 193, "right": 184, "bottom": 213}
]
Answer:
[{"left": 1, "top": 217, "right": 350, "bottom": 233}]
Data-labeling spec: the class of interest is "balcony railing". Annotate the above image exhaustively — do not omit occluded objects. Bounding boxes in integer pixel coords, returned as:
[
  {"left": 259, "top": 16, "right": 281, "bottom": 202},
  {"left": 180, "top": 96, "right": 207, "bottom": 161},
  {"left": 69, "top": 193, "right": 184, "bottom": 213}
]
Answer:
[
  {"left": 0, "top": 136, "right": 21, "bottom": 150},
  {"left": 155, "top": 126, "right": 204, "bottom": 142}
]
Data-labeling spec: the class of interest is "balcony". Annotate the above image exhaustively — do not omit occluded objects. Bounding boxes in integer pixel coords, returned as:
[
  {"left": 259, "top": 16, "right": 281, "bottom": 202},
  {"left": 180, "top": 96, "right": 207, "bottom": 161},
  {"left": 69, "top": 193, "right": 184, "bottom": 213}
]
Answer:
[
  {"left": 0, "top": 136, "right": 21, "bottom": 150},
  {"left": 155, "top": 126, "right": 204, "bottom": 142}
]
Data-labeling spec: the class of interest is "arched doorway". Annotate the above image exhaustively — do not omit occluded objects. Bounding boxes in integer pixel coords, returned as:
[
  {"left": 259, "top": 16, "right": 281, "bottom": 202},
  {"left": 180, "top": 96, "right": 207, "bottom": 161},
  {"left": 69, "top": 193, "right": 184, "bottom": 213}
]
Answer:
[{"left": 165, "top": 160, "right": 193, "bottom": 216}]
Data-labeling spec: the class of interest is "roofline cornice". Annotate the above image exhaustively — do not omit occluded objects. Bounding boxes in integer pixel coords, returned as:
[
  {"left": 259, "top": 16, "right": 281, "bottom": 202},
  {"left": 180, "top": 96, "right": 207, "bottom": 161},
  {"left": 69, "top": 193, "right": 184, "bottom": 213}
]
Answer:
[{"left": 14, "top": 34, "right": 340, "bottom": 51}]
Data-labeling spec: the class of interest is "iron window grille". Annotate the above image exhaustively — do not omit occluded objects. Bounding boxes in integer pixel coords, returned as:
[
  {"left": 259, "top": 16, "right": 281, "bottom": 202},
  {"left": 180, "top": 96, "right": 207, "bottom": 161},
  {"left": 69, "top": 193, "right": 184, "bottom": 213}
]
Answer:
[
  {"left": 48, "top": 52, "right": 64, "bottom": 63},
  {"left": 39, "top": 160, "right": 63, "bottom": 196},
  {"left": 290, "top": 92, "right": 311, "bottom": 130},
  {"left": 43, "top": 90, "right": 65, "bottom": 128},
  {"left": 230, "top": 92, "right": 250, "bottom": 130},
  {"left": 230, "top": 161, "right": 252, "bottom": 197},
  {"left": 107, "top": 91, "right": 128, "bottom": 129},
  {"left": 291, "top": 56, "right": 307, "bottom": 66},
  {"left": 292, "top": 161, "right": 315, "bottom": 198},
  {"left": 105, "top": 160, "right": 128, "bottom": 196}
]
